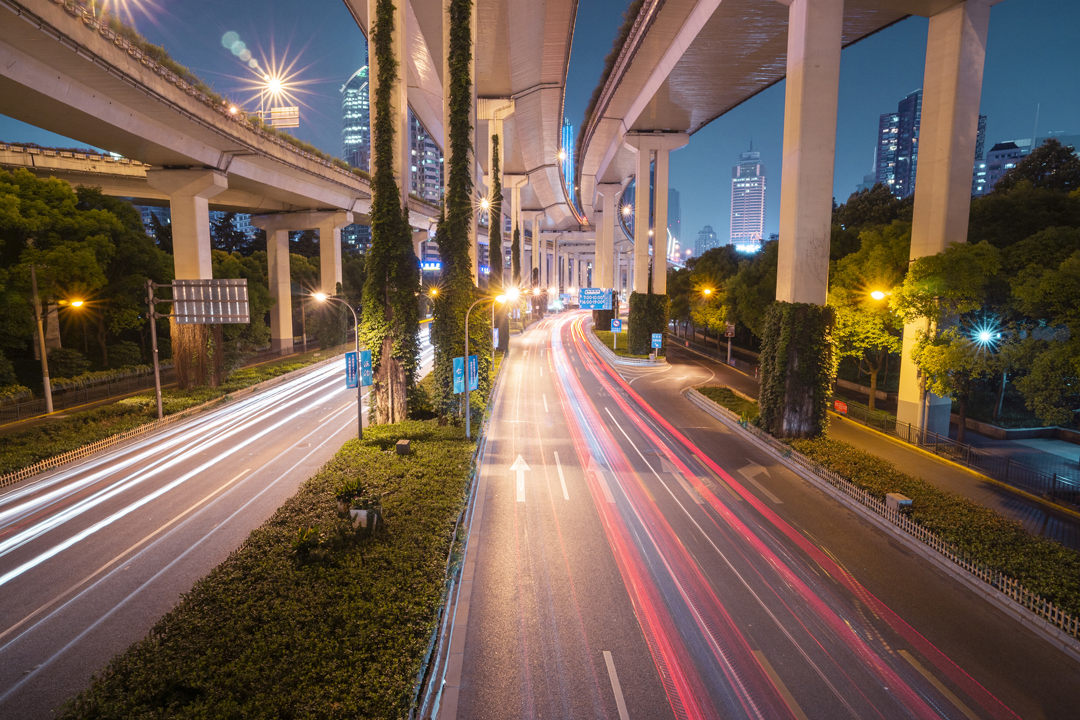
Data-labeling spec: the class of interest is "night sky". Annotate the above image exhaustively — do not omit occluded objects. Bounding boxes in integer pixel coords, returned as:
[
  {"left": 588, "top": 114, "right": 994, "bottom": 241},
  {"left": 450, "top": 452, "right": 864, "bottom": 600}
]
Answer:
[{"left": 2, "top": 0, "right": 1077, "bottom": 250}]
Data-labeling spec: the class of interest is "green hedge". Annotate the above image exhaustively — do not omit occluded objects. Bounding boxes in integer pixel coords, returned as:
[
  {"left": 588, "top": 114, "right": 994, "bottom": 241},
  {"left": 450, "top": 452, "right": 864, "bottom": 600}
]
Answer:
[
  {"left": 627, "top": 292, "right": 669, "bottom": 355},
  {"left": 758, "top": 301, "right": 835, "bottom": 438},
  {"left": 792, "top": 436, "right": 1080, "bottom": 615},
  {"left": 60, "top": 421, "right": 475, "bottom": 719},
  {"left": 697, "top": 386, "right": 759, "bottom": 422},
  {"left": 593, "top": 329, "right": 649, "bottom": 359},
  {"left": 0, "top": 350, "right": 339, "bottom": 477}
]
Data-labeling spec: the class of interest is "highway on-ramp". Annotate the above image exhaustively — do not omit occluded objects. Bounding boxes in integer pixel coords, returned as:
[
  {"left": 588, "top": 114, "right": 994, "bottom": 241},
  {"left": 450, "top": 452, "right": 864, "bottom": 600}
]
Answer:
[{"left": 451, "top": 311, "right": 1080, "bottom": 720}]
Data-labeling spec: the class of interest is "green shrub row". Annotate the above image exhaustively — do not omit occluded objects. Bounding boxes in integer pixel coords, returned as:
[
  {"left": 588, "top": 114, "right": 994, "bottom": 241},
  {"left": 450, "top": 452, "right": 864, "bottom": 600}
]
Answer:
[
  {"left": 0, "top": 384, "right": 32, "bottom": 404},
  {"left": 60, "top": 420, "right": 476, "bottom": 719},
  {"left": 697, "top": 385, "right": 759, "bottom": 422},
  {"left": 0, "top": 350, "right": 339, "bottom": 477},
  {"left": 49, "top": 365, "right": 156, "bottom": 392},
  {"left": 593, "top": 329, "right": 650, "bottom": 359},
  {"left": 792, "top": 436, "right": 1080, "bottom": 614}
]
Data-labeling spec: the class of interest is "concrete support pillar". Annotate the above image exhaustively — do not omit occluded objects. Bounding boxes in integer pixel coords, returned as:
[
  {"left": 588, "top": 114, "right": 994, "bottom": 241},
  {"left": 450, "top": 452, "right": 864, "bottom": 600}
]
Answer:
[
  {"left": 897, "top": 0, "right": 992, "bottom": 433},
  {"left": 653, "top": 150, "right": 672, "bottom": 295},
  {"left": 596, "top": 183, "right": 622, "bottom": 291},
  {"left": 623, "top": 133, "right": 688, "bottom": 295},
  {"left": 369, "top": 0, "right": 410, "bottom": 203},
  {"left": 531, "top": 213, "right": 542, "bottom": 286},
  {"left": 775, "top": 0, "right": 843, "bottom": 306},
  {"left": 505, "top": 175, "right": 529, "bottom": 284},
  {"left": 316, "top": 211, "right": 353, "bottom": 295},
  {"left": 629, "top": 144, "right": 651, "bottom": 294},
  {"left": 266, "top": 228, "right": 293, "bottom": 352},
  {"left": 146, "top": 169, "right": 227, "bottom": 279}
]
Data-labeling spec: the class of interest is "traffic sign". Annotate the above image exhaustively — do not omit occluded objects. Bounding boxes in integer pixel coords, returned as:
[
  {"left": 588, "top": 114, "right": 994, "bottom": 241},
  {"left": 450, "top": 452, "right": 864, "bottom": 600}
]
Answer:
[
  {"left": 651, "top": 333, "right": 663, "bottom": 349},
  {"left": 360, "top": 350, "right": 373, "bottom": 387},
  {"left": 493, "top": 328, "right": 499, "bottom": 348},
  {"left": 453, "top": 356, "right": 465, "bottom": 394},
  {"left": 834, "top": 399, "right": 848, "bottom": 414},
  {"left": 579, "top": 287, "right": 612, "bottom": 310},
  {"left": 725, "top": 323, "right": 736, "bottom": 338},
  {"left": 468, "top": 355, "right": 478, "bottom": 391},
  {"left": 345, "top": 351, "right": 358, "bottom": 389},
  {"left": 610, "top": 319, "right": 623, "bottom": 333}
]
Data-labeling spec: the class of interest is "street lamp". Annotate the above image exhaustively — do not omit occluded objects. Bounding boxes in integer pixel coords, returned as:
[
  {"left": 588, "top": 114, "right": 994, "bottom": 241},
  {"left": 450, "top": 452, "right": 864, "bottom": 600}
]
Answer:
[
  {"left": 314, "top": 292, "right": 363, "bottom": 439},
  {"left": 28, "top": 265, "right": 55, "bottom": 414},
  {"left": 870, "top": 290, "right": 887, "bottom": 301},
  {"left": 464, "top": 293, "right": 510, "bottom": 439}
]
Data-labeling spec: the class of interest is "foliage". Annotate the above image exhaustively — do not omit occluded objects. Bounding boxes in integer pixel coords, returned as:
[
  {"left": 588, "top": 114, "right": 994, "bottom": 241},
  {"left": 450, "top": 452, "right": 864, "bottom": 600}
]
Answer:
[
  {"left": 211, "top": 250, "right": 273, "bottom": 372},
  {"left": 994, "top": 139, "right": 1080, "bottom": 195},
  {"left": 210, "top": 212, "right": 256, "bottom": 255},
  {"left": 724, "top": 239, "right": 778, "bottom": 338},
  {"left": 890, "top": 241, "right": 1001, "bottom": 325},
  {"left": 47, "top": 348, "right": 91, "bottom": 379},
  {"left": 59, "top": 421, "right": 475, "bottom": 720},
  {"left": 593, "top": 328, "right": 649, "bottom": 359},
  {"left": 968, "top": 182, "right": 1080, "bottom": 250},
  {"left": 791, "top": 436, "right": 1080, "bottom": 615},
  {"left": 489, "top": 135, "right": 503, "bottom": 293},
  {"left": 830, "top": 183, "right": 913, "bottom": 261},
  {"left": 911, "top": 326, "right": 997, "bottom": 442},
  {"left": 697, "top": 385, "right": 759, "bottom": 422},
  {"left": 362, "top": 0, "right": 422, "bottom": 424},
  {"left": 758, "top": 301, "right": 836, "bottom": 438},
  {"left": 49, "top": 364, "right": 154, "bottom": 392},
  {"left": 511, "top": 226, "right": 521, "bottom": 284},
  {"left": 627, "top": 292, "right": 669, "bottom": 355},
  {"left": 0, "top": 383, "right": 31, "bottom": 404},
  {"left": 108, "top": 340, "right": 143, "bottom": 368}
]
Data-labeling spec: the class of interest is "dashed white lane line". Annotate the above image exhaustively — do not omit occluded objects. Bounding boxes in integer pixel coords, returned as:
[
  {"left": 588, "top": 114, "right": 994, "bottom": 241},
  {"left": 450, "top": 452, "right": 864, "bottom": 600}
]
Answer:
[
  {"left": 543, "top": 394, "right": 549, "bottom": 413},
  {"left": 554, "top": 451, "right": 569, "bottom": 501},
  {"left": 603, "top": 651, "right": 631, "bottom": 720}
]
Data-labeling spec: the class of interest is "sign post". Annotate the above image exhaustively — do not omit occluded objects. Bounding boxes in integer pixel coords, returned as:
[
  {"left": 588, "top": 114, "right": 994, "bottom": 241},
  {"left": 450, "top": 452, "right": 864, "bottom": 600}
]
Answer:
[
  {"left": 725, "top": 323, "right": 735, "bottom": 365},
  {"left": 651, "top": 332, "right": 662, "bottom": 360},
  {"left": 610, "top": 318, "right": 622, "bottom": 350}
]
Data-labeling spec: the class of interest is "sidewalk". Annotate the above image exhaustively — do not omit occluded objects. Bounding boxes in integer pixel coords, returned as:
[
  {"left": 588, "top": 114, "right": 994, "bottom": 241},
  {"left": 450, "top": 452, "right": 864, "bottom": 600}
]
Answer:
[{"left": 665, "top": 341, "right": 1080, "bottom": 550}]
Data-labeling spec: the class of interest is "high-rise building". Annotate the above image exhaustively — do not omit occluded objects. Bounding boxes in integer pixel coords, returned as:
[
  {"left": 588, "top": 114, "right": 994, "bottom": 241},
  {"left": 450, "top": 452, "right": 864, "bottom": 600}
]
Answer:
[
  {"left": 730, "top": 149, "right": 766, "bottom": 252},
  {"left": 341, "top": 66, "right": 370, "bottom": 172},
  {"left": 876, "top": 90, "right": 921, "bottom": 198},
  {"left": 409, "top": 110, "right": 444, "bottom": 205},
  {"left": 667, "top": 188, "right": 681, "bottom": 258},
  {"left": 973, "top": 132, "right": 1078, "bottom": 197},
  {"left": 694, "top": 225, "right": 718, "bottom": 256}
]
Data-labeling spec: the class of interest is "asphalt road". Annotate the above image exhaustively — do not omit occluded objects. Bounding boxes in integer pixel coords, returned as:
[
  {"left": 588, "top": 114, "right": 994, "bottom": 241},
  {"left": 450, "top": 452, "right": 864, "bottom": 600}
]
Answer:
[
  {"left": 0, "top": 335, "right": 434, "bottom": 718},
  {"left": 452, "top": 311, "right": 1080, "bottom": 720}
]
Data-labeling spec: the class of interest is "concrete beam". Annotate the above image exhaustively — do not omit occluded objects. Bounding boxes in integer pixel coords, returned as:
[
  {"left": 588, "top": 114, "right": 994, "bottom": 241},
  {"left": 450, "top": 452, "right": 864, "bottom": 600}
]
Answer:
[{"left": 146, "top": 169, "right": 227, "bottom": 280}]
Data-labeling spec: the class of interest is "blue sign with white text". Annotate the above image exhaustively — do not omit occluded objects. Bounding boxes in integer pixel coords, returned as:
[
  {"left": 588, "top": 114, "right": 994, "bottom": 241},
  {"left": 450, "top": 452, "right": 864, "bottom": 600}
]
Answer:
[
  {"left": 345, "top": 352, "right": 358, "bottom": 389},
  {"left": 493, "top": 328, "right": 499, "bottom": 348},
  {"left": 453, "top": 357, "right": 465, "bottom": 394},
  {"left": 360, "top": 349, "right": 373, "bottom": 387},
  {"left": 651, "top": 333, "right": 663, "bottom": 349},
  {"left": 579, "top": 287, "right": 612, "bottom": 310},
  {"left": 610, "top": 319, "right": 623, "bottom": 333},
  {"left": 468, "top": 355, "right": 478, "bottom": 391}
]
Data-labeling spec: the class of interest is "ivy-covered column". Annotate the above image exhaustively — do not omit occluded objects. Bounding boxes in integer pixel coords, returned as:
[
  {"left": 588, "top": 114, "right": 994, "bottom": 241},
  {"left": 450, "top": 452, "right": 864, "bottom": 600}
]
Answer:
[
  {"left": 758, "top": 302, "right": 836, "bottom": 438},
  {"left": 361, "top": 0, "right": 421, "bottom": 424},
  {"left": 488, "top": 134, "right": 508, "bottom": 352}
]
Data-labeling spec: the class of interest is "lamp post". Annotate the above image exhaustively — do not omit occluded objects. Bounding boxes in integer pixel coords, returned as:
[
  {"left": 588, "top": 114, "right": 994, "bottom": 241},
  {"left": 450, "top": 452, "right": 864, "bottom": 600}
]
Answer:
[
  {"left": 314, "top": 292, "right": 363, "bottom": 439},
  {"left": 29, "top": 265, "right": 54, "bottom": 414},
  {"left": 464, "top": 291, "right": 513, "bottom": 439}
]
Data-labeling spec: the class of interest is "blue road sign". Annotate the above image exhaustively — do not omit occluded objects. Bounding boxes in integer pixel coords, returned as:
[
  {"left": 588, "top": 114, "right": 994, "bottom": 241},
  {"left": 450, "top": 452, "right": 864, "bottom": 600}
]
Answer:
[
  {"left": 468, "top": 355, "right": 478, "bottom": 391},
  {"left": 360, "top": 349, "right": 373, "bottom": 387},
  {"left": 493, "top": 328, "right": 499, "bottom": 348},
  {"left": 453, "top": 356, "right": 465, "bottom": 394},
  {"left": 610, "top": 319, "right": 623, "bottom": 333},
  {"left": 579, "top": 287, "right": 611, "bottom": 310},
  {"left": 560, "top": 293, "right": 573, "bottom": 306},
  {"left": 345, "top": 351, "right": 358, "bottom": 389},
  {"left": 651, "top": 333, "right": 663, "bottom": 349}
]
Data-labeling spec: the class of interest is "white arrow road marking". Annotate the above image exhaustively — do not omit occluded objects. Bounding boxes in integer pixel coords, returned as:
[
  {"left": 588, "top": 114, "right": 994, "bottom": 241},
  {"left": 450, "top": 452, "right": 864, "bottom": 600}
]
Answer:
[
  {"left": 511, "top": 455, "right": 530, "bottom": 502},
  {"left": 738, "top": 463, "right": 782, "bottom": 504},
  {"left": 554, "top": 451, "right": 569, "bottom": 500}
]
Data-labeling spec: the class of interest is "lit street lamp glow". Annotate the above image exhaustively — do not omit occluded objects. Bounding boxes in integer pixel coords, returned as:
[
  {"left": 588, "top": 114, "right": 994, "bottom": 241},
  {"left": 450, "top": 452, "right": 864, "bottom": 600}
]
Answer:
[{"left": 870, "top": 290, "right": 886, "bottom": 301}]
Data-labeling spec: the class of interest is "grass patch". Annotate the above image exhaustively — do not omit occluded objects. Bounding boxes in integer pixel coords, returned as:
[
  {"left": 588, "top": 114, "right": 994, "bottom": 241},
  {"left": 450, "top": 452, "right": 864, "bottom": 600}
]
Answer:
[
  {"left": 60, "top": 420, "right": 475, "bottom": 719},
  {"left": 697, "top": 385, "right": 760, "bottom": 422},
  {"left": 0, "top": 348, "right": 342, "bottom": 476},
  {"left": 792, "top": 436, "right": 1080, "bottom": 615},
  {"left": 593, "top": 329, "right": 650, "bottom": 359}
]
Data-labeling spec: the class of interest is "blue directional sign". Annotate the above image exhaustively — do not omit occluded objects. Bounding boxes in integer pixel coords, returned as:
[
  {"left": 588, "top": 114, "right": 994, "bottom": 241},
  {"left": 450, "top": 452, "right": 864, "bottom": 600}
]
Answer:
[
  {"left": 493, "top": 327, "right": 499, "bottom": 348},
  {"left": 560, "top": 293, "right": 573, "bottom": 306},
  {"left": 579, "top": 287, "right": 612, "bottom": 310},
  {"left": 610, "top": 319, "right": 623, "bottom": 333},
  {"left": 453, "top": 356, "right": 465, "bottom": 394},
  {"left": 360, "top": 349, "right": 373, "bottom": 387},
  {"left": 651, "top": 333, "right": 663, "bottom": 349},
  {"left": 468, "top": 355, "right": 478, "bottom": 391},
  {"left": 345, "top": 351, "right": 358, "bottom": 389}
]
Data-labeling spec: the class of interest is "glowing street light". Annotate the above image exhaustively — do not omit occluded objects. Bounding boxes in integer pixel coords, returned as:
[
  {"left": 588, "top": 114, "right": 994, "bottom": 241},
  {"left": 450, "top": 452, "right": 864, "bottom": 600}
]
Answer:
[
  {"left": 870, "top": 290, "right": 887, "bottom": 301},
  {"left": 558, "top": 149, "right": 567, "bottom": 162},
  {"left": 702, "top": 288, "right": 712, "bottom": 296},
  {"left": 313, "top": 292, "right": 363, "bottom": 439},
  {"left": 479, "top": 197, "right": 491, "bottom": 212},
  {"left": 69, "top": 299, "right": 85, "bottom": 308}
]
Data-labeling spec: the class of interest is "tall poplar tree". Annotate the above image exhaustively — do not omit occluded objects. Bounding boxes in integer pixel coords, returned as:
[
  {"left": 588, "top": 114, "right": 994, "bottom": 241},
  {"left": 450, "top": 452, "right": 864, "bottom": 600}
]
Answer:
[{"left": 361, "top": 0, "right": 420, "bottom": 423}]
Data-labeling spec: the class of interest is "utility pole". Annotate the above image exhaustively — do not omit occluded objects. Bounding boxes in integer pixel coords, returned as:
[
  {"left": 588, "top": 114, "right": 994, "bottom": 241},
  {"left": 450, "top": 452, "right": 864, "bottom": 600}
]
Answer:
[{"left": 30, "top": 265, "right": 53, "bottom": 414}]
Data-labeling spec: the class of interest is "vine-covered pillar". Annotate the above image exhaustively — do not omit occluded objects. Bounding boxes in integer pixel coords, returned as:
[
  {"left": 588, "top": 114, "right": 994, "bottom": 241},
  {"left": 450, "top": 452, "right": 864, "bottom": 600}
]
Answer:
[
  {"left": 443, "top": 0, "right": 479, "bottom": 287},
  {"left": 897, "top": 0, "right": 990, "bottom": 435},
  {"left": 767, "top": 0, "right": 843, "bottom": 438},
  {"left": 369, "top": 0, "right": 409, "bottom": 203}
]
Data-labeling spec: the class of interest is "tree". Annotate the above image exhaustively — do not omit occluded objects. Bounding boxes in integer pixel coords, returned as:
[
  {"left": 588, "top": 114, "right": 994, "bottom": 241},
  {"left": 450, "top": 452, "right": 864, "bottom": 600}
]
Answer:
[
  {"left": 832, "top": 182, "right": 913, "bottom": 230},
  {"left": 724, "top": 239, "right": 778, "bottom": 339},
  {"left": 148, "top": 212, "right": 172, "bottom": 253},
  {"left": 511, "top": 225, "right": 521, "bottom": 285},
  {"left": 994, "top": 139, "right": 1080, "bottom": 195},
  {"left": 211, "top": 250, "right": 273, "bottom": 374},
  {"left": 911, "top": 326, "right": 996, "bottom": 443},
  {"left": 211, "top": 212, "right": 255, "bottom": 255},
  {"left": 361, "top": 0, "right": 422, "bottom": 424},
  {"left": 290, "top": 229, "right": 320, "bottom": 258},
  {"left": 488, "top": 134, "right": 509, "bottom": 353},
  {"left": 968, "top": 182, "right": 1080, "bottom": 249}
]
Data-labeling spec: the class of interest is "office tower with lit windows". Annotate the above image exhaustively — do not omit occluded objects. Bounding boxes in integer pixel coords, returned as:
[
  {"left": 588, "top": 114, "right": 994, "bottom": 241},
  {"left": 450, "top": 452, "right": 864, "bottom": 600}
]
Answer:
[
  {"left": 875, "top": 90, "right": 921, "bottom": 198},
  {"left": 730, "top": 150, "right": 766, "bottom": 252},
  {"left": 409, "top": 110, "right": 444, "bottom": 205},
  {"left": 341, "top": 66, "right": 370, "bottom": 172},
  {"left": 694, "top": 225, "right": 718, "bottom": 256}
]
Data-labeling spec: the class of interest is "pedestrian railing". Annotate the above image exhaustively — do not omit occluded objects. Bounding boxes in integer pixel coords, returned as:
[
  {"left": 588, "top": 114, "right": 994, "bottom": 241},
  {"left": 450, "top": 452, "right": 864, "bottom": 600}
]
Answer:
[
  {"left": 666, "top": 332, "right": 756, "bottom": 375},
  {"left": 685, "top": 388, "right": 1080, "bottom": 646},
  {"left": 0, "top": 366, "right": 178, "bottom": 424}
]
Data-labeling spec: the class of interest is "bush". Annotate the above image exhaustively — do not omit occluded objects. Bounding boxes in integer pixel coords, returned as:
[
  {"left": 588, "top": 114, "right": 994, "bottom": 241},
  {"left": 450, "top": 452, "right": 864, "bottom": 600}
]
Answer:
[
  {"left": 60, "top": 421, "right": 475, "bottom": 720},
  {"left": 791, "top": 436, "right": 1080, "bottom": 615},
  {"left": 48, "top": 348, "right": 90, "bottom": 379},
  {"left": 593, "top": 329, "right": 649, "bottom": 359},
  {"left": 108, "top": 341, "right": 143, "bottom": 368},
  {"left": 627, "top": 292, "right": 669, "bottom": 355},
  {"left": 697, "top": 385, "right": 759, "bottom": 422}
]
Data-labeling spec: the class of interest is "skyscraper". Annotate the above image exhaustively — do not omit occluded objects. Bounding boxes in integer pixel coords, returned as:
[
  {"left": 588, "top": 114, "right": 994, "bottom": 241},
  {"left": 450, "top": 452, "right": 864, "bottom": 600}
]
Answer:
[
  {"left": 694, "top": 226, "right": 718, "bottom": 256},
  {"left": 667, "top": 188, "right": 681, "bottom": 257},
  {"left": 341, "top": 66, "right": 370, "bottom": 172},
  {"left": 730, "top": 149, "right": 766, "bottom": 252},
  {"left": 876, "top": 90, "right": 921, "bottom": 198},
  {"left": 409, "top": 110, "right": 444, "bottom": 205}
]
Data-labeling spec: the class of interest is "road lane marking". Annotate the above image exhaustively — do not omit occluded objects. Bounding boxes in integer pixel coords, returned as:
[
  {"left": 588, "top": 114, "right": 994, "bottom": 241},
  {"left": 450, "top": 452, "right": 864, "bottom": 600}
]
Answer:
[
  {"left": 543, "top": 394, "right": 549, "bottom": 413},
  {"left": 0, "top": 469, "right": 251, "bottom": 646},
  {"left": 588, "top": 457, "right": 616, "bottom": 504},
  {"left": 738, "top": 463, "right": 782, "bottom": 504},
  {"left": 900, "top": 650, "right": 980, "bottom": 720},
  {"left": 511, "top": 455, "right": 530, "bottom": 502},
  {"left": 554, "top": 451, "right": 569, "bottom": 500},
  {"left": 753, "top": 651, "right": 809, "bottom": 720},
  {"left": 603, "top": 651, "right": 631, "bottom": 720}
]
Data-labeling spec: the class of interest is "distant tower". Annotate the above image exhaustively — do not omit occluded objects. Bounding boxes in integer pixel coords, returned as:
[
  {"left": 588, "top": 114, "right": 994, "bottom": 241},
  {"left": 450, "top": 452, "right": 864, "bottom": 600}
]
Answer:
[
  {"left": 730, "top": 148, "right": 766, "bottom": 252},
  {"left": 875, "top": 89, "right": 921, "bottom": 198},
  {"left": 667, "top": 188, "right": 681, "bottom": 257},
  {"left": 341, "top": 66, "right": 370, "bottom": 172},
  {"left": 694, "top": 225, "right": 718, "bottom": 256},
  {"left": 409, "top": 110, "right": 444, "bottom": 205}
]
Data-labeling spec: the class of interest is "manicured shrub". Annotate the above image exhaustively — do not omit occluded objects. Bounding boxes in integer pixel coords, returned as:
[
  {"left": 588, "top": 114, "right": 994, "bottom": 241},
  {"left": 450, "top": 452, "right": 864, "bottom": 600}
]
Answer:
[
  {"left": 697, "top": 385, "right": 759, "bottom": 422},
  {"left": 107, "top": 341, "right": 143, "bottom": 368},
  {"left": 48, "top": 348, "right": 90, "bottom": 379}
]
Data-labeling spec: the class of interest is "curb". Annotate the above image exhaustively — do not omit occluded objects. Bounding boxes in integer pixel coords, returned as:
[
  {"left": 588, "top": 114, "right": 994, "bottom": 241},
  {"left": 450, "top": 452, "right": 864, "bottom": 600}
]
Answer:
[
  {"left": 684, "top": 387, "right": 1080, "bottom": 663},
  {"left": 585, "top": 321, "right": 667, "bottom": 368}
]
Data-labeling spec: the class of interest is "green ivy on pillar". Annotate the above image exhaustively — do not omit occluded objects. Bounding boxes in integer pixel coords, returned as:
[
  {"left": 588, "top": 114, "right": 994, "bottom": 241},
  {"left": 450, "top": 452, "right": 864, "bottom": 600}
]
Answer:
[
  {"left": 627, "top": 292, "right": 669, "bottom": 355},
  {"left": 757, "top": 301, "right": 837, "bottom": 438}
]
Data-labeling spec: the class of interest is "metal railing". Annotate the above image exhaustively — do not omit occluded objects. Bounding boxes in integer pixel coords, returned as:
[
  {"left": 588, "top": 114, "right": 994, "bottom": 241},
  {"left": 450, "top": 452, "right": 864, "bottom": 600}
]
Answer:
[
  {"left": 0, "top": 367, "right": 177, "bottom": 424},
  {"left": 835, "top": 398, "right": 1080, "bottom": 509},
  {"left": 666, "top": 332, "right": 756, "bottom": 375}
]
